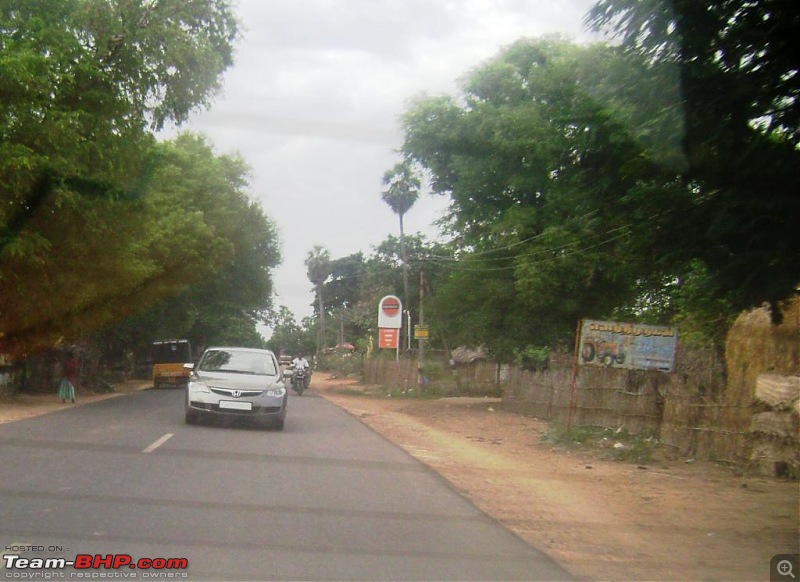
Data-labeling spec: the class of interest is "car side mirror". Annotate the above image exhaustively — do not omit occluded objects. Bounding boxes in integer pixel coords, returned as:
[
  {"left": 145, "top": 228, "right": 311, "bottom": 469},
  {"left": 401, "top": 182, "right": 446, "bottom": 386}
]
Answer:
[{"left": 184, "top": 363, "right": 195, "bottom": 371}]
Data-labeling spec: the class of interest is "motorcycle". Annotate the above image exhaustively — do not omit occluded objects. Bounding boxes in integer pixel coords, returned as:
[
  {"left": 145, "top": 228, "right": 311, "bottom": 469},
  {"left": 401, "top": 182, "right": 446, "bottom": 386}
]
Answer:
[{"left": 291, "top": 367, "right": 309, "bottom": 395}]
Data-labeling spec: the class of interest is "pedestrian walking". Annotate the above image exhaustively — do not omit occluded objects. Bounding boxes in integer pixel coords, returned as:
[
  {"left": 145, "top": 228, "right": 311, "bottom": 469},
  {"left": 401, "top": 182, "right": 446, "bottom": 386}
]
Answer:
[{"left": 59, "top": 351, "right": 77, "bottom": 403}]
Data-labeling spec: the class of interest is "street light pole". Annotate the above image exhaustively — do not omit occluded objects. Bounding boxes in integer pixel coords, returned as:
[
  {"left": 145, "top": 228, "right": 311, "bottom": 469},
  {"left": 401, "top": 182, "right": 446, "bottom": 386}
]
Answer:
[{"left": 406, "top": 309, "right": 411, "bottom": 356}]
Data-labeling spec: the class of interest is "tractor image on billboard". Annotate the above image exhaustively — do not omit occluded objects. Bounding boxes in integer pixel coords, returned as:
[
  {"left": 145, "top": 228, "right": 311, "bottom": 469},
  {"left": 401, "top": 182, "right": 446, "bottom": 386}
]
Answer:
[{"left": 581, "top": 337, "right": 627, "bottom": 367}]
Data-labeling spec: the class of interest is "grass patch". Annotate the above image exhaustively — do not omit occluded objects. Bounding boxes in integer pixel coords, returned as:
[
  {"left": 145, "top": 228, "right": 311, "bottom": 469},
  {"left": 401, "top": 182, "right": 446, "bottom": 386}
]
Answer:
[{"left": 541, "top": 423, "right": 659, "bottom": 464}]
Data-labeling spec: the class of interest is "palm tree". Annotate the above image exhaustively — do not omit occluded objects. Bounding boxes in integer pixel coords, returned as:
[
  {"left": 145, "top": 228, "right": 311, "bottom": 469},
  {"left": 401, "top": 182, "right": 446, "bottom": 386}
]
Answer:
[
  {"left": 381, "top": 161, "right": 420, "bottom": 349},
  {"left": 305, "top": 246, "right": 331, "bottom": 356}
]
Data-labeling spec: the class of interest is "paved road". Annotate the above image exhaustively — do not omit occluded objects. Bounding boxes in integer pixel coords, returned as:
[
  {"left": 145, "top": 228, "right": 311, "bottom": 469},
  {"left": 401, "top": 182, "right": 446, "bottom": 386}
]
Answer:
[{"left": 0, "top": 388, "right": 573, "bottom": 581}]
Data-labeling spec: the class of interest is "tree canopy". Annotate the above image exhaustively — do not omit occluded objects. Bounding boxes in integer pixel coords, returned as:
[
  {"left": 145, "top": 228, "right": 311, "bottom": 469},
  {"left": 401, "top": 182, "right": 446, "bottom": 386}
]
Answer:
[
  {"left": 0, "top": 0, "right": 277, "bottom": 360},
  {"left": 399, "top": 23, "right": 798, "bottom": 355},
  {"left": 277, "top": 1, "right": 799, "bottom": 361},
  {"left": 4, "top": 132, "right": 280, "bottom": 359},
  {"left": 586, "top": 0, "right": 800, "bottom": 320},
  {"left": 272, "top": 1, "right": 800, "bottom": 361}
]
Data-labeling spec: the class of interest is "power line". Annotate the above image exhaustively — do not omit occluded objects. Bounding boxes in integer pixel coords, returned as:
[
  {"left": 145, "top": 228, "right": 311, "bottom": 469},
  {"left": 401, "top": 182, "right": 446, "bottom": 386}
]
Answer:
[
  {"left": 314, "top": 199, "right": 708, "bottom": 281},
  {"left": 424, "top": 229, "right": 632, "bottom": 273}
]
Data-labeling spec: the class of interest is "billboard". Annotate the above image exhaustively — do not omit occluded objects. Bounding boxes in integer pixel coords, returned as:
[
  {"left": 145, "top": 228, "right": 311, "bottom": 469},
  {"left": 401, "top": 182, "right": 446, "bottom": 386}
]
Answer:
[{"left": 579, "top": 320, "right": 678, "bottom": 372}]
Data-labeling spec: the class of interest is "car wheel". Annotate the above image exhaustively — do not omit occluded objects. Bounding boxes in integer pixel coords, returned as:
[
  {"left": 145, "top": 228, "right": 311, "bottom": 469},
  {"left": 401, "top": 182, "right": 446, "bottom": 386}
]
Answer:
[{"left": 185, "top": 409, "right": 199, "bottom": 425}]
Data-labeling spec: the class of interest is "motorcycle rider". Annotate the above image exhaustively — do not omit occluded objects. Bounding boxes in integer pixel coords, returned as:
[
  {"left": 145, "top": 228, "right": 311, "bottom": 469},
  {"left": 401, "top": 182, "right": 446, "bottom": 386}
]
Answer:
[{"left": 291, "top": 353, "right": 310, "bottom": 391}]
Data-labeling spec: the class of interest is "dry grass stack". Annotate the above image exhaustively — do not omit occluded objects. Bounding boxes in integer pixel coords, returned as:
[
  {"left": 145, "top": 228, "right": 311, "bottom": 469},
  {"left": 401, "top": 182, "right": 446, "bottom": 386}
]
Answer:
[
  {"left": 750, "top": 374, "right": 800, "bottom": 477},
  {"left": 726, "top": 297, "right": 800, "bottom": 476}
]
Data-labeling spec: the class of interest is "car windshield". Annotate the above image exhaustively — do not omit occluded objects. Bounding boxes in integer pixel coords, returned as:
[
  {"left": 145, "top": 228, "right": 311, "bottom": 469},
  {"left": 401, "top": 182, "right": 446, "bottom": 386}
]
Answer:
[{"left": 198, "top": 350, "right": 278, "bottom": 376}]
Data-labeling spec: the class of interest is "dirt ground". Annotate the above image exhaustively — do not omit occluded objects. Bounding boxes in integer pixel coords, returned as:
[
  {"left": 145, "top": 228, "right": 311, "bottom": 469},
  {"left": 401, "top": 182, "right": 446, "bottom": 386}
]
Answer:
[
  {"left": 2, "top": 374, "right": 798, "bottom": 581},
  {"left": 313, "top": 375, "right": 799, "bottom": 582}
]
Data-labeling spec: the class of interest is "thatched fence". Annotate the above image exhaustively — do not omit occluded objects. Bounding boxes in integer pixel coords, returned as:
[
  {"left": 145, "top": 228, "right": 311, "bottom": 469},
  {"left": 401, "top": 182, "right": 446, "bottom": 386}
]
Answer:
[
  {"left": 362, "top": 299, "right": 799, "bottom": 476},
  {"left": 503, "top": 363, "right": 666, "bottom": 435},
  {"left": 363, "top": 352, "right": 502, "bottom": 397}
]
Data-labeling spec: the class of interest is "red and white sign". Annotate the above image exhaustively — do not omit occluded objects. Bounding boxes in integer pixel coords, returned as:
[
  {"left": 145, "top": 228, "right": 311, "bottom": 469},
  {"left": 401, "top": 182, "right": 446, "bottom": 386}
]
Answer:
[
  {"left": 378, "top": 295, "right": 402, "bottom": 329},
  {"left": 378, "top": 328, "right": 399, "bottom": 349}
]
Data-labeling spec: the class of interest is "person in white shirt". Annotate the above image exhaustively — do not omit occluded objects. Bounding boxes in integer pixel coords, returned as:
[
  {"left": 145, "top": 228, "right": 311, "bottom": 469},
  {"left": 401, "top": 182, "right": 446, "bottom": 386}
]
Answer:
[
  {"left": 291, "top": 353, "right": 310, "bottom": 391},
  {"left": 292, "top": 353, "right": 309, "bottom": 372}
]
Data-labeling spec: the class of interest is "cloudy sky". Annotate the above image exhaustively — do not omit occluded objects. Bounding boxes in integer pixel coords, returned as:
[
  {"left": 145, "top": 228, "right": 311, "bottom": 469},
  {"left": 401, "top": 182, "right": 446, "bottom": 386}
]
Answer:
[{"left": 169, "top": 0, "right": 597, "bottom": 330}]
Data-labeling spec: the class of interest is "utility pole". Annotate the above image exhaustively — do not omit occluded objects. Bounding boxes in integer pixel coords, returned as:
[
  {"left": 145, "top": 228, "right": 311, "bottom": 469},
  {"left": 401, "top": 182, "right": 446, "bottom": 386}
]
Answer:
[
  {"left": 402, "top": 243, "right": 409, "bottom": 350},
  {"left": 418, "top": 270, "right": 425, "bottom": 389}
]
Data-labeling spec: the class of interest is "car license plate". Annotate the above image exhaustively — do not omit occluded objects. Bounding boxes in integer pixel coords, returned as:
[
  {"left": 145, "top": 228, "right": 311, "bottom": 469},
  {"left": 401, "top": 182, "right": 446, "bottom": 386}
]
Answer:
[{"left": 220, "top": 400, "right": 252, "bottom": 411}]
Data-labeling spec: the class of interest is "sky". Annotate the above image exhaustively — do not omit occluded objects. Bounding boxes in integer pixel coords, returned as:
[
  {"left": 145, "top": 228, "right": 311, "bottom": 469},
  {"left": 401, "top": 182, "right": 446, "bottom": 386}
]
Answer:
[{"left": 166, "top": 0, "right": 597, "bottom": 333}]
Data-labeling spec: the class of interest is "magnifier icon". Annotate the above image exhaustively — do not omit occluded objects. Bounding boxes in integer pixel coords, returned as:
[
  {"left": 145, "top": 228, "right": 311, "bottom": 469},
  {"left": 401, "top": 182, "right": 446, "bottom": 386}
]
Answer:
[{"left": 778, "top": 560, "right": 796, "bottom": 579}]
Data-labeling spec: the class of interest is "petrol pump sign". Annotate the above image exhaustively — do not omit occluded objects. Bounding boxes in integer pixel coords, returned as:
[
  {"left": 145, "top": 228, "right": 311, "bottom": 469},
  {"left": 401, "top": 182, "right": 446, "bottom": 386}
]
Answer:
[
  {"left": 379, "top": 295, "right": 402, "bottom": 328},
  {"left": 378, "top": 295, "right": 402, "bottom": 349}
]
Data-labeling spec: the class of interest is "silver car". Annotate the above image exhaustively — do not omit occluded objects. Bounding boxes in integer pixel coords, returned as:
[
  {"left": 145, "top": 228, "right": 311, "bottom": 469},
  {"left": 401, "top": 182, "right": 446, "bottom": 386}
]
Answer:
[{"left": 184, "top": 347, "right": 288, "bottom": 430}]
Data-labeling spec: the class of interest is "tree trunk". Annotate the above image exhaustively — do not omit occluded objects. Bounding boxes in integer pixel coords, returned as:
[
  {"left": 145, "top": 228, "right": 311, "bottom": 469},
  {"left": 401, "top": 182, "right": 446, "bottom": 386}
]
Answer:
[
  {"left": 316, "top": 283, "right": 327, "bottom": 357},
  {"left": 400, "top": 213, "right": 409, "bottom": 350}
]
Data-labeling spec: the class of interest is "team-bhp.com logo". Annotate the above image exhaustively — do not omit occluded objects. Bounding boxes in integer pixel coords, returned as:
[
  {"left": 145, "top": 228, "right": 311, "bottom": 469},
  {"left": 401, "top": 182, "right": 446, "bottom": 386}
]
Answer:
[{"left": 4, "top": 553, "right": 188, "bottom": 578}]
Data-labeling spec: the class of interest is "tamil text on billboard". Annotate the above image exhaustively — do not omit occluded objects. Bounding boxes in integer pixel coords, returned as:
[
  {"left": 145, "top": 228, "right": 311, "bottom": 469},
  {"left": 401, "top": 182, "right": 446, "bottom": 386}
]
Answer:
[{"left": 579, "top": 320, "right": 678, "bottom": 372}]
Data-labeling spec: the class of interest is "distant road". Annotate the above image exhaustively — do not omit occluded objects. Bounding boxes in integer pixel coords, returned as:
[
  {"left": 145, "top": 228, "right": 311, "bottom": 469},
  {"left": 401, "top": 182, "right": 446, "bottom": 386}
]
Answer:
[{"left": 0, "top": 388, "right": 572, "bottom": 581}]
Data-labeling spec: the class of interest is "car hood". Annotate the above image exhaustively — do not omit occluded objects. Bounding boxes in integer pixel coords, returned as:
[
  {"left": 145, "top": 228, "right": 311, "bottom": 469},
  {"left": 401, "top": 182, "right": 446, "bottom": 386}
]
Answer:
[{"left": 194, "top": 372, "right": 283, "bottom": 389}]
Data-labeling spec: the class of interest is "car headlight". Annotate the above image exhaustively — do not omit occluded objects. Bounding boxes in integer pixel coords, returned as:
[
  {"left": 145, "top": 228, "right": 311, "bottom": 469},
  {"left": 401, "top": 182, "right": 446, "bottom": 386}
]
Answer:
[
  {"left": 188, "top": 380, "right": 210, "bottom": 393},
  {"left": 266, "top": 387, "right": 286, "bottom": 397}
]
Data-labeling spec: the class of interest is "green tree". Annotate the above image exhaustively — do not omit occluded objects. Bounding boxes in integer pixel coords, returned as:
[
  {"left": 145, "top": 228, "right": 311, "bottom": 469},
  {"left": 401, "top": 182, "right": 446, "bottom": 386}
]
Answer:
[
  {"left": 357, "top": 234, "right": 452, "bottom": 351},
  {"left": 324, "top": 253, "right": 366, "bottom": 312},
  {"left": 401, "top": 28, "right": 799, "bottom": 351},
  {"left": 287, "top": 236, "right": 453, "bottom": 355},
  {"left": 94, "top": 133, "right": 281, "bottom": 360},
  {"left": 0, "top": 0, "right": 239, "bottom": 231},
  {"left": 0, "top": 0, "right": 240, "bottom": 357},
  {"left": 264, "top": 306, "right": 314, "bottom": 356},
  {"left": 0, "top": 142, "right": 230, "bottom": 357},
  {"left": 381, "top": 161, "right": 420, "bottom": 348},
  {"left": 587, "top": 0, "right": 800, "bottom": 321},
  {"left": 401, "top": 38, "right": 665, "bottom": 348},
  {"left": 305, "top": 246, "right": 332, "bottom": 355}
]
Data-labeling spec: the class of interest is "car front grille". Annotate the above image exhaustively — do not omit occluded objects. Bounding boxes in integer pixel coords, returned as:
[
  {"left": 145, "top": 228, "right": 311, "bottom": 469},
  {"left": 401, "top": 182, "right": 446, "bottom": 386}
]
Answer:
[{"left": 209, "top": 387, "right": 263, "bottom": 398}]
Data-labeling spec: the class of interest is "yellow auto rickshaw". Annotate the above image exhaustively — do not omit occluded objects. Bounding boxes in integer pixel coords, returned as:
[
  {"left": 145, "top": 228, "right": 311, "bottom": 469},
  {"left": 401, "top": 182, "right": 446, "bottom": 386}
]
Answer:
[{"left": 151, "top": 339, "right": 192, "bottom": 388}]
